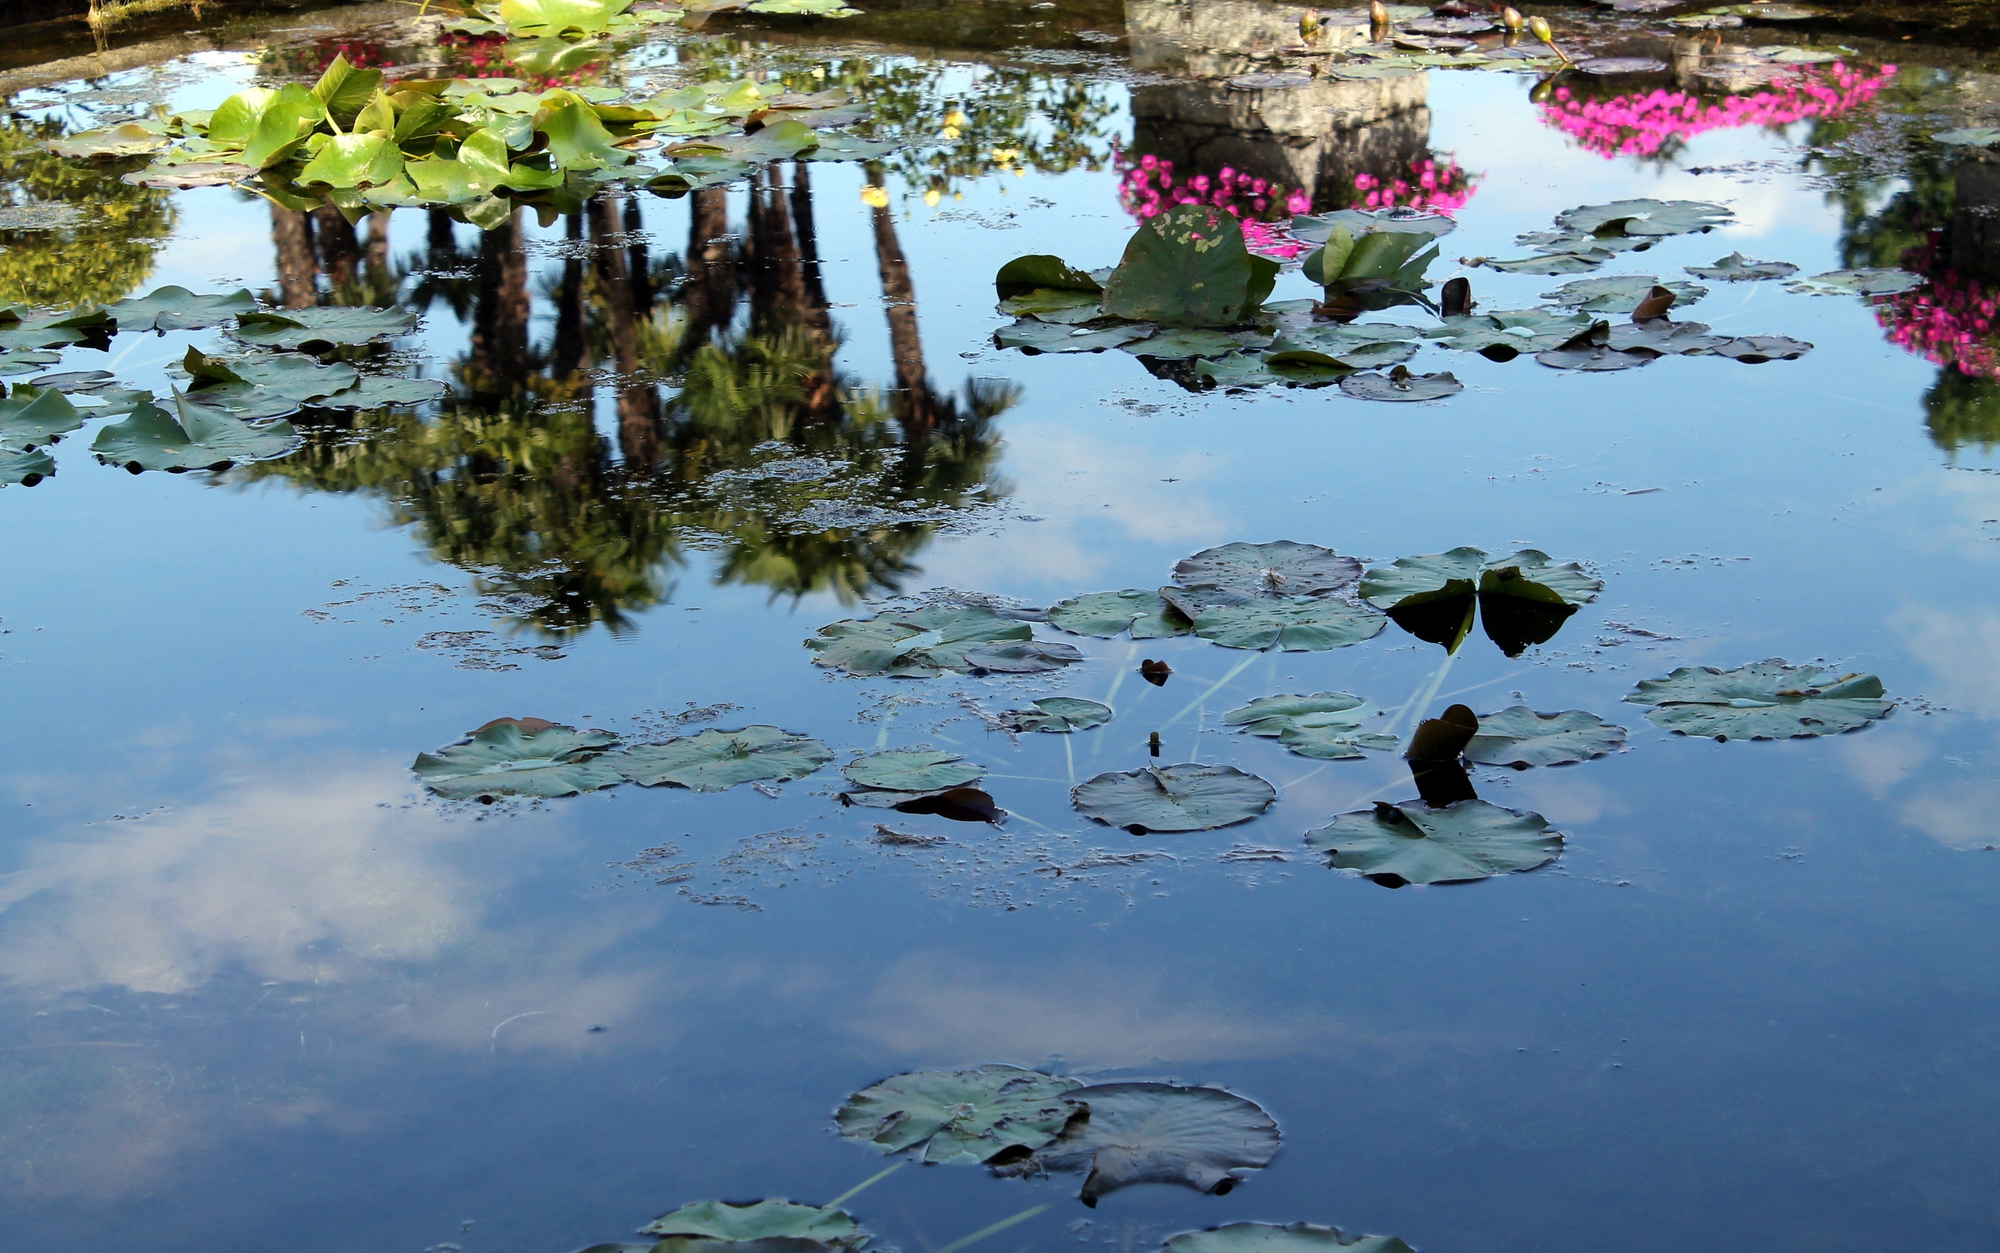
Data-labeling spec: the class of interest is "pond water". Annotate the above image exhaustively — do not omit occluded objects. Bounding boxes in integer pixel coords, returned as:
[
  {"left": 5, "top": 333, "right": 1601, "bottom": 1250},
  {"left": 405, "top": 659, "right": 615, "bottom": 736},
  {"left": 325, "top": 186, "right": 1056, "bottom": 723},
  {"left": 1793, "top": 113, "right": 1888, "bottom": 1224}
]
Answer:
[{"left": 3, "top": 1, "right": 2000, "bottom": 1249}]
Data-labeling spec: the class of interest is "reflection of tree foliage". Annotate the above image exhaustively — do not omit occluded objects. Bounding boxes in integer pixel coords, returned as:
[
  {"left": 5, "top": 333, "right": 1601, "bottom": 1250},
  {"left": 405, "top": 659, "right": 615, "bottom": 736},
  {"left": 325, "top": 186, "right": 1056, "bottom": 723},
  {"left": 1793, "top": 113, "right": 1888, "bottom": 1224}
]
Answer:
[
  {"left": 0, "top": 117, "right": 175, "bottom": 307},
  {"left": 1921, "top": 368, "right": 2000, "bottom": 458}
]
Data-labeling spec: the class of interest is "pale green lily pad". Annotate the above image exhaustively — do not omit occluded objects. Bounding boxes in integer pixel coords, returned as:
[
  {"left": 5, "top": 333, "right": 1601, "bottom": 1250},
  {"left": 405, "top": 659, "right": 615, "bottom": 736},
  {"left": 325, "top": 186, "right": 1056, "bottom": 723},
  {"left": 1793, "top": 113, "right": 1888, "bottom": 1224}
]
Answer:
[
  {"left": 1306, "top": 799, "right": 1562, "bottom": 885},
  {"left": 105, "top": 286, "right": 256, "bottom": 333},
  {"left": 963, "top": 639, "right": 1084, "bottom": 673},
  {"left": 1176, "top": 541, "right": 1362, "bottom": 598},
  {"left": 1667, "top": 11, "right": 1741, "bottom": 25},
  {"left": 1542, "top": 276, "right": 1708, "bottom": 313},
  {"left": 183, "top": 348, "right": 356, "bottom": 402},
  {"left": 1477, "top": 251, "right": 1617, "bottom": 276},
  {"left": 1464, "top": 707, "right": 1627, "bottom": 767},
  {"left": 807, "top": 604, "right": 1033, "bottom": 677},
  {"left": 1624, "top": 660, "right": 1892, "bottom": 739},
  {"left": 0, "top": 305, "right": 112, "bottom": 352},
  {"left": 1705, "top": 2, "right": 1823, "bottom": 16},
  {"left": 90, "top": 393, "right": 299, "bottom": 472},
  {"left": 1225, "top": 692, "right": 1398, "bottom": 760},
  {"left": 0, "top": 350, "right": 63, "bottom": 376},
  {"left": 1163, "top": 1222, "right": 1414, "bottom": 1253},
  {"left": 618, "top": 726, "right": 833, "bottom": 791},
  {"left": 1126, "top": 328, "right": 1268, "bottom": 359},
  {"left": 0, "top": 444, "right": 54, "bottom": 487},
  {"left": 997, "top": 320, "right": 1152, "bottom": 353},
  {"left": 993, "top": 1082, "right": 1281, "bottom": 1204},
  {"left": 497, "top": 0, "right": 635, "bottom": 36},
  {"left": 1556, "top": 199, "right": 1732, "bottom": 237},
  {"left": 1935, "top": 128, "right": 2000, "bottom": 148},
  {"left": 843, "top": 750, "right": 983, "bottom": 791},
  {"left": 640, "top": 1200, "right": 862, "bottom": 1245},
  {"left": 1000, "top": 289, "right": 1103, "bottom": 324},
  {"left": 1000, "top": 697, "right": 1114, "bottom": 733},
  {"left": 1048, "top": 589, "right": 1192, "bottom": 639},
  {"left": 47, "top": 122, "right": 170, "bottom": 159},
  {"left": 1785, "top": 268, "right": 1923, "bottom": 297},
  {"left": 412, "top": 718, "right": 624, "bottom": 799},
  {"left": 1711, "top": 335, "right": 1813, "bottom": 362},
  {"left": 0, "top": 385, "right": 84, "bottom": 449},
  {"left": 1360, "top": 547, "right": 1488, "bottom": 608},
  {"left": 835, "top": 1065, "right": 1083, "bottom": 1164},
  {"left": 233, "top": 305, "right": 419, "bottom": 349},
  {"left": 1427, "top": 309, "right": 1596, "bottom": 355},
  {"left": 1340, "top": 370, "right": 1462, "bottom": 402},
  {"left": 1291, "top": 210, "right": 1455, "bottom": 244},
  {"left": 1193, "top": 597, "right": 1385, "bottom": 651},
  {"left": 1685, "top": 252, "right": 1800, "bottom": 281},
  {"left": 1072, "top": 764, "right": 1276, "bottom": 833},
  {"left": 317, "top": 375, "right": 450, "bottom": 409}
]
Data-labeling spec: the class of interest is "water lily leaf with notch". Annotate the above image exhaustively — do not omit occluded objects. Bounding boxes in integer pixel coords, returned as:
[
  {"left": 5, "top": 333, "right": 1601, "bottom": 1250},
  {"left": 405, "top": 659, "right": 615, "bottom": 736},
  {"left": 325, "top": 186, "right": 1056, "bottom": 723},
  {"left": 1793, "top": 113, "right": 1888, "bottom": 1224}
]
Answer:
[
  {"left": 1307, "top": 798, "right": 1562, "bottom": 885},
  {"left": 640, "top": 1200, "right": 863, "bottom": 1246},
  {"left": 996, "top": 1082, "right": 1280, "bottom": 1205},
  {"left": 1785, "top": 268, "right": 1923, "bottom": 296},
  {"left": 412, "top": 717, "right": 623, "bottom": 799},
  {"left": 1360, "top": 548, "right": 1488, "bottom": 609},
  {"left": 1339, "top": 370, "right": 1462, "bottom": 401},
  {"left": 1225, "top": 692, "right": 1398, "bottom": 759},
  {"left": 1686, "top": 252, "right": 1800, "bottom": 281},
  {"left": 1000, "top": 697, "right": 1114, "bottom": 733},
  {"left": 0, "top": 444, "right": 54, "bottom": 487},
  {"left": 47, "top": 122, "right": 170, "bottom": 159},
  {"left": 0, "top": 349, "right": 62, "bottom": 376},
  {"left": 0, "top": 305, "right": 113, "bottom": 352},
  {"left": 1163, "top": 1222, "right": 1415, "bottom": 1253},
  {"left": 1556, "top": 199, "right": 1731, "bottom": 237},
  {"left": 1624, "top": 660, "right": 1892, "bottom": 739},
  {"left": 995, "top": 255, "right": 1103, "bottom": 299},
  {"left": 105, "top": 286, "right": 256, "bottom": 333},
  {"left": 297, "top": 131, "right": 405, "bottom": 188},
  {"left": 1711, "top": 335, "right": 1812, "bottom": 362},
  {"left": 1176, "top": 541, "right": 1363, "bottom": 598},
  {"left": 1476, "top": 250, "right": 1618, "bottom": 276},
  {"left": 183, "top": 347, "right": 358, "bottom": 401},
  {"left": 618, "top": 726, "right": 833, "bottom": 791},
  {"left": 836, "top": 1065, "right": 1083, "bottom": 1164},
  {"left": 0, "top": 385, "right": 84, "bottom": 449},
  {"left": 1543, "top": 276, "right": 1707, "bottom": 313},
  {"left": 1127, "top": 328, "right": 1270, "bottom": 359},
  {"left": 1103, "top": 206, "right": 1274, "bottom": 329},
  {"left": 1195, "top": 353, "right": 1285, "bottom": 389},
  {"left": 1049, "top": 589, "right": 1193, "bottom": 640},
  {"left": 1073, "top": 764, "right": 1276, "bottom": 834},
  {"left": 233, "top": 305, "right": 419, "bottom": 350},
  {"left": 90, "top": 392, "right": 298, "bottom": 471},
  {"left": 1193, "top": 597, "right": 1385, "bottom": 651},
  {"left": 240, "top": 84, "right": 329, "bottom": 169},
  {"left": 999, "top": 288, "right": 1103, "bottom": 324},
  {"left": 1427, "top": 309, "right": 1596, "bottom": 357},
  {"left": 542, "top": 102, "right": 631, "bottom": 171},
  {"left": 808, "top": 604, "right": 1032, "bottom": 677},
  {"left": 1465, "top": 706, "right": 1627, "bottom": 767},
  {"left": 844, "top": 750, "right": 983, "bottom": 792},
  {"left": 311, "top": 53, "right": 384, "bottom": 125},
  {"left": 1935, "top": 128, "right": 2000, "bottom": 148},
  {"left": 1291, "top": 209, "right": 1455, "bottom": 244},
  {"left": 1479, "top": 550, "right": 1602, "bottom": 605},
  {"left": 997, "top": 320, "right": 1152, "bottom": 353},
  {"left": 1265, "top": 325, "right": 1420, "bottom": 370},
  {"left": 962, "top": 640, "right": 1084, "bottom": 673}
]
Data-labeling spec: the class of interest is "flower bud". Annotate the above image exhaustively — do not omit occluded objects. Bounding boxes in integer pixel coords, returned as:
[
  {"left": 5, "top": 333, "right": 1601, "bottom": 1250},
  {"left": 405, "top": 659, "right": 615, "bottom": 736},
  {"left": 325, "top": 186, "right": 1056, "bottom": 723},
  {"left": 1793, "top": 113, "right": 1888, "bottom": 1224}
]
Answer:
[{"left": 1502, "top": 6, "right": 1524, "bottom": 31}]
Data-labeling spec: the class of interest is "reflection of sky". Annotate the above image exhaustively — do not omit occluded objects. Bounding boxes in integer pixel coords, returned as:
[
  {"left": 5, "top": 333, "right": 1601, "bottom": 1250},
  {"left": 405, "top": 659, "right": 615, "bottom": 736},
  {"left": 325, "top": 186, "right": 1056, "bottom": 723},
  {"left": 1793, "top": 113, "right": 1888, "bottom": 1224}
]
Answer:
[{"left": 4, "top": 42, "right": 2000, "bottom": 1253}]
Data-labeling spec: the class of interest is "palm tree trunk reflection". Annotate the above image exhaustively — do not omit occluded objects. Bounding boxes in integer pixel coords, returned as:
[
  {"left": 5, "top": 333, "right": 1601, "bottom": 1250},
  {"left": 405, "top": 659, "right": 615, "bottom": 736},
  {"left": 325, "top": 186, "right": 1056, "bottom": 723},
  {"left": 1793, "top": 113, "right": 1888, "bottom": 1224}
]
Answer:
[{"left": 864, "top": 163, "right": 937, "bottom": 432}]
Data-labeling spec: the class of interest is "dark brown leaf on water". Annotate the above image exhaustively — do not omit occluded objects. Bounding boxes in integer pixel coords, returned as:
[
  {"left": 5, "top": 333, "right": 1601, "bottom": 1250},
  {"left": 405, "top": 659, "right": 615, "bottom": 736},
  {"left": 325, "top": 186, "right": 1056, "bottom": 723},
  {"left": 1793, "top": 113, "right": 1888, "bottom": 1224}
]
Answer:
[
  {"left": 1631, "top": 285, "right": 1677, "bottom": 321},
  {"left": 894, "top": 787, "right": 1004, "bottom": 823},
  {"left": 1407, "top": 704, "right": 1479, "bottom": 761},
  {"left": 1441, "top": 276, "right": 1472, "bottom": 319},
  {"left": 1141, "top": 659, "right": 1172, "bottom": 686}
]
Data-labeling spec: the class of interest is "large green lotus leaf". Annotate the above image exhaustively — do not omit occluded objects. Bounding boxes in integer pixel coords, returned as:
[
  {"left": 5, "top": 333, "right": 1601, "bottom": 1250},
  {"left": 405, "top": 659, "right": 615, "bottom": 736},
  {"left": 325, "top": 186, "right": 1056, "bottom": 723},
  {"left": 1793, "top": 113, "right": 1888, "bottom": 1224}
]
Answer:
[
  {"left": 1541, "top": 276, "right": 1707, "bottom": 313},
  {"left": 999, "top": 289, "right": 1102, "bottom": 324},
  {"left": 0, "top": 444, "right": 54, "bottom": 487},
  {"left": 47, "top": 121, "right": 170, "bottom": 159},
  {"left": 1465, "top": 706, "right": 1627, "bottom": 767},
  {"left": 1176, "top": 541, "right": 1362, "bottom": 598},
  {"left": 1306, "top": 799, "right": 1562, "bottom": 885},
  {"left": 1000, "top": 697, "right": 1113, "bottom": 734},
  {"left": 542, "top": 102, "right": 631, "bottom": 171},
  {"left": 240, "top": 85, "right": 328, "bottom": 168},
  {"left": 297, "top": 131, "right": 405, "bottom": 188},
  {"left": 996, "top": 320, "right": 1151, "bottom": 353},
  {"left": 1048, "top": 589, "right": 1192, "bottom": 639},
  {"left": 995, "top": 255, "right": 1103, "bottom": 298},
  {"left": 233, "top": 305, "right": 419, "bottom": 350},
  {"left": 412, "top": 718, "right": 623, "bottom": 799},
  {"left": 0, "top": 385, "right": 84, "bottom": 448},
  {"left": 1339, "top": 370, "right": 1462, "bottom": 402},
  {"left": 106, "top": 286, "right": 256, "bottom": 333},
  {"left": 185, "top": 348, "right": 358, "bottom": 401},
  {"left": 1194, "top": 598, "right": 1384, "bottom": 651},
  {"left": 641, "top": 1201, "right": 862, "bottom": 1245},
  {"left": 1103, "top": 206, "right": 1260, "bottom": 328},
  {"left": 1786, "top": 268, "right": 1923, "bottom": 297},
  {"left": 1478, "top": 549, "right": 1602, "bottom": 606},
  {"left": 499, "top": 0, "right": 634, "bottom": 33},
  {"left": 998, "top": 1082, "right": 1280, "bottom": 1204},
  {"left": 311, "top": 53, "right": 385, "bottom": 124},
  {"left": 1624, "top": 660, "right": 1892, "bottom": 740},
  {"left": 206, "top": 88, "right": 276, "bottom": 146},
  {"left": 1225, "top": 692, "right": 1397, "bottom": 760},
  {"left": 843, "top": 750, "right": 982, "bottom": 791},
  {"left": 836, "top": 1065, "right": 1083, "bottom": 1164},
  {"left": 1685, "top": 252, "right": 1800, "bottom": 281},
  {"left": 91, "top": 393, "right": 299, "bottom": 472},
  {"left": 1360, "top": 548, "right": 1486, "bottom": 609},
  {"left": 807, "top": 605, "right": 1033, "bottom": 677},
  {"left": 1164, "top": 1222, "right": 1414, "bottom": 1253},
  {"left": 1073, "top": 764, "right": 1276, "bottom": 834},
  {"left": 618, "top": 726, "right": 832, "bottom": 792},
  {"left": 1555, "top": 198, "right": 1733, "bottom": 237}
]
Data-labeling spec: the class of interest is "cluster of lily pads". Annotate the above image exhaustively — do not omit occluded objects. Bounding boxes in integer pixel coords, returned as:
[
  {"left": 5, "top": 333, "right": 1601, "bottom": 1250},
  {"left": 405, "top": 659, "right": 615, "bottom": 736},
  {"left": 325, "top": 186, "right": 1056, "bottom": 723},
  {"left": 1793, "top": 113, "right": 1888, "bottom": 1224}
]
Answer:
[
  {"left": 417, "top": 540, "right": 1894, "bottom": 888},
  {"left": 0, "top": 286, "right": 438, "bottom": 484}
]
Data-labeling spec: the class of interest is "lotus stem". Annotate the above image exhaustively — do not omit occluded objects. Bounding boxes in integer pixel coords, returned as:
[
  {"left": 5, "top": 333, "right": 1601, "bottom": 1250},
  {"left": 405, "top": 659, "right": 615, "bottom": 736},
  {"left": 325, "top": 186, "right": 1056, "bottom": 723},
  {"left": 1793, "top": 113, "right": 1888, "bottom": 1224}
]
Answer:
[{"left": 1528, "top": 14, "right": 1571, "bottom": 62}]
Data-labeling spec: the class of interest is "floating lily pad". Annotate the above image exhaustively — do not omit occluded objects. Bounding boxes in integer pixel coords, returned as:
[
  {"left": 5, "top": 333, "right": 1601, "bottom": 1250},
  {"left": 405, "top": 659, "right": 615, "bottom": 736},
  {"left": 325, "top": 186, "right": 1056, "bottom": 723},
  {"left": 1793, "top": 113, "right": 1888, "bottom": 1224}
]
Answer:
[
  {"left": 233, "top": 305, "right": 419, "bottom": 349},
  {"left": 836, "top": 1066, "right": 1083, "bottom": 1164},
  {"left": 1225, "top": 693, "right": 1398, "bottom": 759},
  {"left": 1785, "top": 268, "right": 1923, "bottom": 297},
  {"left": 994, "top": 255, "right": 1103, "bottom": 298},
  {"left": 1535, "top": 340, "right": 1658, "bottom": 371},
  {"left": 1685, "top": 252, "right": 1800, "bottom": 281},
  {"left": 1127, "top": 328, "right": 1268, "bottom": 360},
  {"left": 1000, "top": 697, "right": 1114, "bottom": 733},
  {"left": 1427, "top": 309, "right": 1596, "bottom": 357},
  {"left": 1667, "top": 11, "right": 1741, "bottom": 24},
  {"left": 963, "top": 639, "right": 1085, "bottom": 673},
  {"left": 0, "top": 444, "right": 54, "bottom": 487},
  {"left": 0, "top": 305, "right": 112, "bottom": 352},
  {"left": 47, "top": 122, "right": 170, "bottom": 159},
  {"left": 1162, "top": 1222, "right": 1415, "bottom": 1253},
  {"left": 1712, "top": 335, "right": 1813, "bottom": 362},
  {"left": 1291, "top": 210, "right": 1456, "bottom": 244},
  {"left": 1576, "top": 57, "right": 1668, "bottom": 74},
  {"left": 1073, "top": 764, "right": 1276, "bottom": 833},
  {"left": 808, "top": 605, "right": 1033, "bottom": 677},
  {"left": 1543, "top": 276, "right": 1707, "bottom": 312},
  {"left": 1339, "top": 370, "right": 1462, "bottom": 402},
  {"left": 104, "top": 286, "right": 256, "bottom": 333},
  {"left": 1175, "top": 541, "right": 1362, "bottom": 598},
  {"left": 1464, "top": 707, "right": 1627, "bottom": 767},
  {"left": 1102, "top": 206, "right": 1276, "bottom": 329},
  {"left": 640, "top": 1200, "right": 863, "bottom": 1246},
  {"left": 1192, "top": 597, "right": 1386, "bottom": 651},
  {"left": 1624, "top": 660, "right": 1892, "bottom": 739},
  {"left": 183, "top": 348, "right": 356, "bottom": 402},
  {"left": 844, "top": 750, "right": 983, "bottom": 792},
  {"left": 1000, "top": 288, "right": 1103, "bottom": 324},
  {"left": 1704, "top": 2, "right": 1823, "bottom": 17},
  {"left": 412, "top": 717, "right": 624, "bottom": 800},
  {"left": 0, "top": 385, "right": 84, "bottom": 449},
  {"left": 90, "top": 392, "right": 299, "bottom": 472},
  {"left": 1361, "top": 548, "right": 1597, "bottom": 656},
  {"left": 995, "top": 1082, "right": 1281, "bottom": 1205},
  {"left": 618, "top": 726, "right": 832, "bottom": 792},
  {"left": 1935, "top": 127, "right": 2000, "bottom": 148},
  {"left": 0, "top": 350, "right": 62, "bottom": 377},
  {"left": 1048, "top": 589, "right": 1192, "bottom": 639},
  {"left": 996, "top": 320, "right": 1151, "bottom": 353},
  {"left": 1306, "top": 798, "right": 1562, "bottom": 885}
]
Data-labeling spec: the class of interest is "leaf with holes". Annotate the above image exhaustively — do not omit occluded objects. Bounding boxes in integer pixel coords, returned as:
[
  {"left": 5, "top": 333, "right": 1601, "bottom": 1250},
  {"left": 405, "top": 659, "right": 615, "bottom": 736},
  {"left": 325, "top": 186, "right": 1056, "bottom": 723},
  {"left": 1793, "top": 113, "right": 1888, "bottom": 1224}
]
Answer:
[
  {"left": 412, "top": 718, "right": 623, "bottom": 799},
  {"left": 1464, "top": 707, "right": 1627, "bottom": 767},
  {"left": 1048, "top": 589, "right": 1192, "bottom": 640},
  {"left": 618, "top": 726, "right": 832, "bottom": 792},
  {"left": 999, "top": 697, "right": 1114, "bottom": 734},
  {"left": 1624, "top": 660, "right": 1892, "bottom": 739},
  {"left": 1225, "top": 693, "right": 1397, "bottom": 760},
  {"left": 995, "top": 1083, "right": 1280, "bottom": 1205},
  {"left": 837, "top": 1065, "right": 1083, "bottom": 1164},
  {"left": 807, "top": 604, "right": 1033, "bottom": 677},
  {"left": 1307, "top": 799, "right": 1562, "bottom": 885},
  {"left": 1073, "top": 764, "right": 1276, "bottom": 833}
]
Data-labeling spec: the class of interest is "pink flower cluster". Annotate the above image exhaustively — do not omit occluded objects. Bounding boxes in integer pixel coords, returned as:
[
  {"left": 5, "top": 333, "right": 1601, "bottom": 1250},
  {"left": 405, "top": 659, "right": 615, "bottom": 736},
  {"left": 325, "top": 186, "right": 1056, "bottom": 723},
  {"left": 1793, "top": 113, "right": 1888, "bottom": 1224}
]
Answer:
[
  {"left": 1538, "top": 64, "right": 1896, "bottom": 159},
  {"left": 1354, "top": 157, "right": 1474, "bottom": 214},
  {"left": 1876, "top": 238, "right": 1997, "bottom": 379},
  {"left": 1118, "top": 154, "right": 1315, "bottom": 257}
]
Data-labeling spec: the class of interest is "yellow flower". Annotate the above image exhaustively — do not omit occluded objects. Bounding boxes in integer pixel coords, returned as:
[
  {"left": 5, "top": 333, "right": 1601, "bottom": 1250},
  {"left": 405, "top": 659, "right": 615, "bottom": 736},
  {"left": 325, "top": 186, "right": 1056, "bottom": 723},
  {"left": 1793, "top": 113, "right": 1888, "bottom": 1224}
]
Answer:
[
  {"left": 942, "top": 125, "right": 961, "bottom": 140},
  {"left": 924, "top": 188, "right": 942, "bottom": 206},
  {"left": 860, "top": 185, "right": 890, "bottom": 208},
  {"left": 944, "top": 109, "right": 968, "bottom": 129}
]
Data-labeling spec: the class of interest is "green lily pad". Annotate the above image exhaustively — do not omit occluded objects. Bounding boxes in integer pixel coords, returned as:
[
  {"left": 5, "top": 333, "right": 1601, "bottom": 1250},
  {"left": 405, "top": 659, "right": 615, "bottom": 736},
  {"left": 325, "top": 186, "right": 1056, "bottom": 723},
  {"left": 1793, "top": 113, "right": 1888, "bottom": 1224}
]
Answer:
[
  {"left": 1339, "top": 370, "right": 1462, "bottom": 402},
  {"left": 993, "top": 1082, "right": 1281, "bottom": 1204},
  {"left": 412, "top": 717, "right": 624, "bottom": 800},
  {"left": 1607, "top": 319, "right": 1729, "bottom": 354},
  {"left": 1427, "top": 309, "right": 1596, "bottom": 356},
  {"left": 240, "top": 84, "right": 330, "bottom": 169},
  {"left": 1102, "top": 206, "right": 1275, "bottom": 329},
  {"left": 807, "top": 604, "right": 1033, "bottom": 677},
  {"left": 1556, "top": 199, "right": 1732, "bottom": 237},
  {"left": 1176, "top": 541, "right": 1362, "bottom": 598},
  {"left": 105, "top": 286, "right": 256, "bottom": 333},
  {"left": 90, "top": 392, "right": 299, "bottom": 472},
  {"left": 0, "top": 350, "right": 63, "bottom": 377},
  {"left": 618, "top": 726, "right": 833, "bottom": 791},
  {"left": 1535, "top": 340, "right": 1658, "bottom": 371},
  {"left": 1266, "top": 328, "right": 1419, "bottom": 371},
  {"left": 1704, "top": 2, "right": 1823, "bottom": 17},
  {"left": 999, "top": 289, "right": 1103, "bottom": 324},
  {"left": 1162, "top": 1222, "right": 1415, "bottom": 1253},
  {"left": 1542, "top": 276, "right": 1708, "bottom": 313},
  {"left": 497, "top": 0, "right": 635, "bottom": 35},
  {"left": 183, "top": 348, "right": 357, "bottom": 402},
  {"left": 844, "top": 750, "right": 983, "bottom": 791},
  {"left": 1127, "top": 327, "right": 1268, "bottom": 359},
  {"left": 1048, "top": 589, "right": 1193, "bottom": 639},
  {"left": 233, "top": 305, "right": 419, "bottom": 350},
  {"left": 1464, "top": 706, "right": 1627, "bottom": 767},
  {"left": 1480, "top": 550, "right": 1603, "bottom": 605},
  {"left": 1225, "top": 692, "right": 1398, "bottom": 759},
  {"left": 0, "top": 444, "right": 54, "bottom": 487},
  {"left": 963, "top": 639, "right": 1084, "bottom": 673},
  {"left": 543, "top": 101, "right": 632, "bottom": 171},
  {"left": 1000, "top": 697, "right": 1114, "bottom": 733},
  {"left": 1291, "top": 210, "right": 1456, "bottom": 244},
  {"left": 0, "top": 385, "right": 84, "bottom": 449},
  {"left": 1477, "top": 251, "right": 1617, "bottom": 276},
  {"left": 298, "top": 131, "right": 405, "bottom": 188},
  {"left": 640, "top": 1200, "right": 862, "bottom": 1245},
  {"left": 835, "top": 1065, "right": 1083, "bottom": 1164},
  {"left": 1193, "top": 597, "right": 1386, "bottom": 651},
  {"left": 1360, "top": 548, "right": 1487, "bottom": 609},
  {"left": 1072, "top": 764, "right": 1276, "bottom": 833},
  {"left": 1195, "top": 353, "right": 1286, "bottom": 389},
  {"left": 0, "top": 305, "right": 113, "bottom": 352},
  {"left": 1362, "top": 548, "right": 1597, "bottom": 655},
  {"left": 995, "top": 255, "right": 1104, "bottom": 299},
  {"left": 1306, "top": 799, "right": 1563, "bottom": 885},
  {"left": 1935, "top": 127, "right": 2000, "bottom": 148},
  {"left": 1711, "top": 335, "right": 1813, "bottom": 362},
  {"left": 996, "top": 320, "right": 1152, "bottom": 353},
  {"left": 1785, "top": 268, "right": 1923, "bottom": 297},
  {"left": 1667, "top": 11, "right": 1742, "bottom": 25},
  {"left": 318, "top": 374, "right": 450, "bottom": 409},
  {"left": 47, "top": 122, "right": 170, "bottom": 159},
  {"left": 1624, "top": 660, "right": 1892, "bottom": 739}
]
